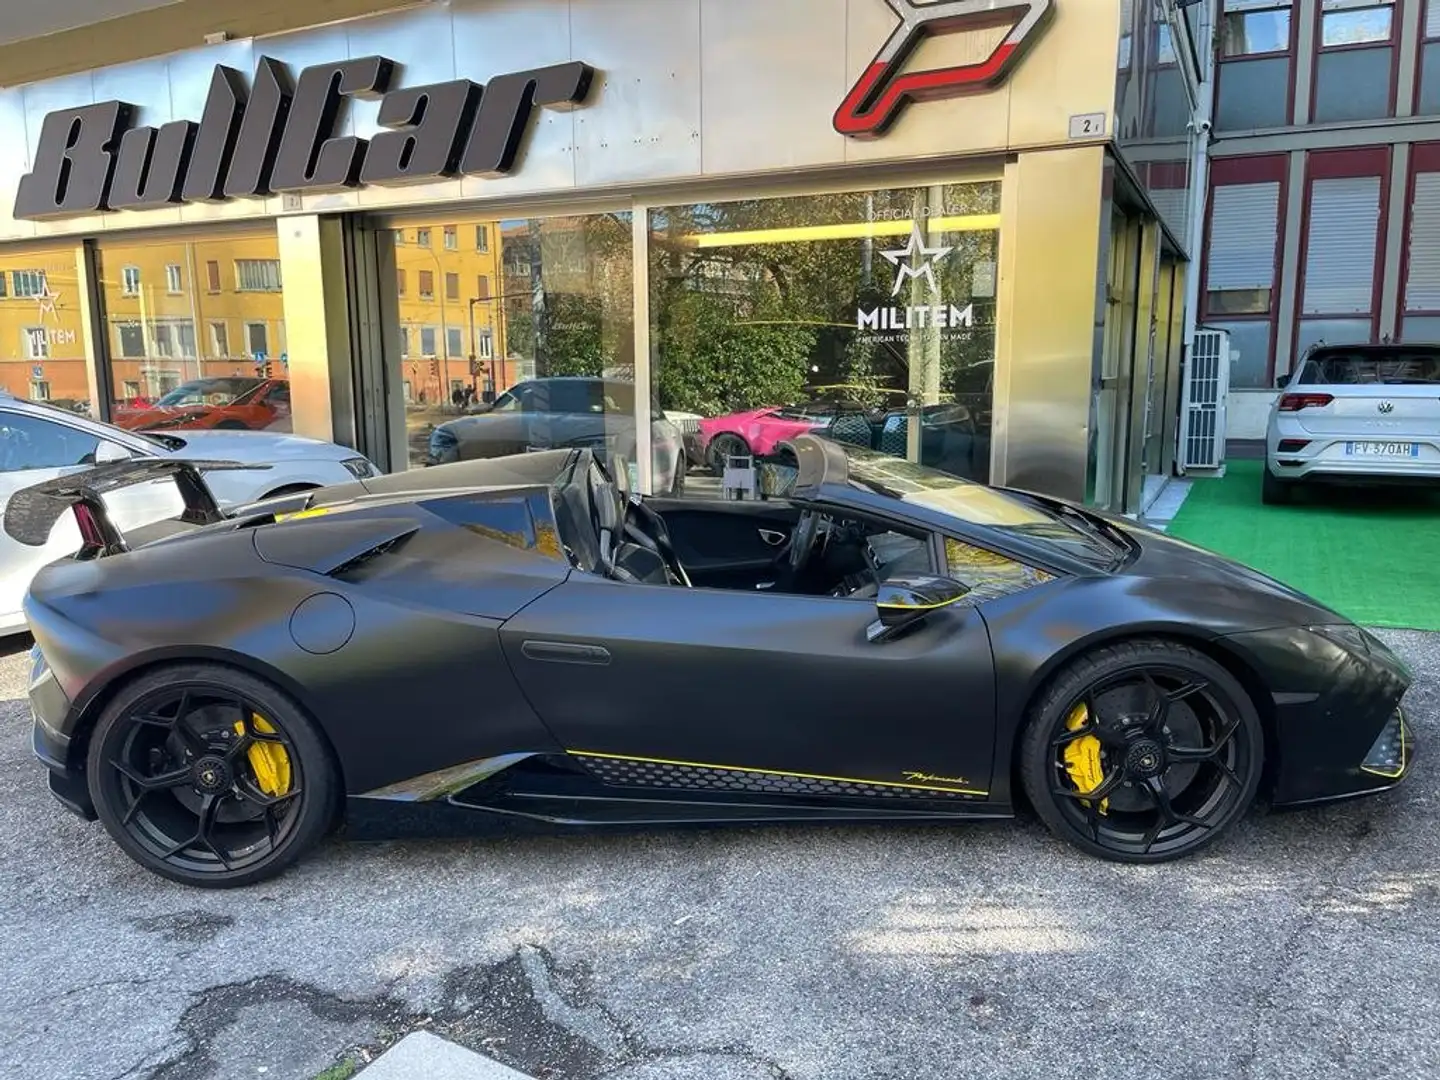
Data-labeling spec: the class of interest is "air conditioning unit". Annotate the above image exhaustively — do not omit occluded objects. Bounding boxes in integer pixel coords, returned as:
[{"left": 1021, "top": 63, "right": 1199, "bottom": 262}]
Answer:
[{"left": 1179, "top": 328, "right": 1230, "bottom": 472}]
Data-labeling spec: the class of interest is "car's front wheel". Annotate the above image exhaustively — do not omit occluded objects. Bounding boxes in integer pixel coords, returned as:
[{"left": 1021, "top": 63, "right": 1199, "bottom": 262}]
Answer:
[
  {"left": 87, "top": 664, "right": 339, "bottom": 888},
  {"left": 1020, "top": 639, "right": 1263, "bottom": 862},
  {"left": 706, "top": 433, "right": 751, "bottom": 473}
]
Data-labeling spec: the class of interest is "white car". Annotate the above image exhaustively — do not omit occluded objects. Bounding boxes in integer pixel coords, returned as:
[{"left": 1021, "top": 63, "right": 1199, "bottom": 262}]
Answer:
[
  {"left": 1264, "top": 344, "right": 1440, "bottom": 504},
  {"left": 0, "top": 395, "right": 379, "bottom": 634}
]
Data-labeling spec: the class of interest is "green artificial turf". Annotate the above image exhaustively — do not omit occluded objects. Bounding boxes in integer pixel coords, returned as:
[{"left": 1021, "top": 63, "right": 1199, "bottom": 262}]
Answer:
[{"left": 1165, "top": 459, "right": 1440, "bottom": 631}]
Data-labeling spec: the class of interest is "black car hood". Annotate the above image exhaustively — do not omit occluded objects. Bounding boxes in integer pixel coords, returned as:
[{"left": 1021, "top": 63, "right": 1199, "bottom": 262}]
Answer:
[{"left": 1104, "top": 514, "right": 1352, "bottom": 627}]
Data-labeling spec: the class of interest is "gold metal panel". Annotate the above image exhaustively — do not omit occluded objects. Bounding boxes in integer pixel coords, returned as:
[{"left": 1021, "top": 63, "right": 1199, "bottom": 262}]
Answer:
[
  {"left": 993, "top": 144, "right": 1107, "bottom": 502},
  {"left": 277, "top": 215, "right": 347, "bottom": 444},
  {"left": 1124, "top": 217, "right": 1160, "bottom": 510}
]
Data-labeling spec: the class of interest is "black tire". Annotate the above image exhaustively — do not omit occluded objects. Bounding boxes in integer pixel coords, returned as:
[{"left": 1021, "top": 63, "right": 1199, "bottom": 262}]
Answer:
[
  {"left": 706, "top": 433, "right": 751, "bottom": 474},
  {"left": 1261, "top": 466, "right": 1292, "bottom": 505},
  {"left": 87, "top": 664, "right": 339, "bottom": 888},
  {"left": 215, "top": 419, "right": 250, "bottom": 430},
  {"left": 1019, "top": 638, "right": 1263, "bottom": 863}
]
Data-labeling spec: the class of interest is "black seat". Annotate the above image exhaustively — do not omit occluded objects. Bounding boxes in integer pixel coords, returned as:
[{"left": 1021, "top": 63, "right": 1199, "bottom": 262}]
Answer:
[{"left": 612, "top": 541, "right": 670, "bottom": 585}]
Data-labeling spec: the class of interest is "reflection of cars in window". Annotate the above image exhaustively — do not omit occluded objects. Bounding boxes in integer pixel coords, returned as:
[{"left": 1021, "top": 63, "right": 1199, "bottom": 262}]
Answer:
[
  {"left": 1264, "top": 344, "right": 1440, "bottom": 504},
  {"left": 111, "top": 377, "right": 292, "bottom": 432},
  {"left": 427, "top": 376, "right": 687, "bottom": 495},
  {"left": 15, "top": 433, "right": 1415, "bottom": 888},
  {"left": 0, "top": 392, "right": 377, "bottom": 636}
]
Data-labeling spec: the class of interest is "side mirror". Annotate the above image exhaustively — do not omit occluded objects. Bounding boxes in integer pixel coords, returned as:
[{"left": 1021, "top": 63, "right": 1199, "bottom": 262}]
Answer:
[
  {"left": 866, "top": 575, "right": 970, "bottom": 643},
  {"left": 95, "top": 441, "right": 133, "bottom": 464}
]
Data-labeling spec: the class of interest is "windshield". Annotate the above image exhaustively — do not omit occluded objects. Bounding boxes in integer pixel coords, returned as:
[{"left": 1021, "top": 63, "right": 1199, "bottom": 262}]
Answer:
[
  {"left": 839, "top": 447, "right": 1124, "bottom": 567},
  {"left": 1296, "top": 349, "right": 1440, "bottom": 385},
  {"left": 154, "top": 377, "right": 264, "bottom": 407}
]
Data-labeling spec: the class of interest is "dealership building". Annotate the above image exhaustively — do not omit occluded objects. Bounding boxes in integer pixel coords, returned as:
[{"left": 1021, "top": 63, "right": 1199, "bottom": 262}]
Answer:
[{"left": 0, "top": 0, "right": 1206, "bottom": 512}]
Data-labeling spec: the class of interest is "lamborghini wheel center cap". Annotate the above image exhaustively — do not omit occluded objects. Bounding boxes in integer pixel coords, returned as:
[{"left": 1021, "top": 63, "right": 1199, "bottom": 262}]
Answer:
[
  {"left": 192, "top": 755, "right": 232, "bottom": 794},
  {"left": 1124, "top": 739, "right": 1166, "bottom": 779}
]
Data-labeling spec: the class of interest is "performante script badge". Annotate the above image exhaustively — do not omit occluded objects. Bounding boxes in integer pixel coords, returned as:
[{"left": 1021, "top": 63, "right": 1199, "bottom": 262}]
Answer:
[{"left": 834, "top": 0, "right": 1055, "bottom": 138}]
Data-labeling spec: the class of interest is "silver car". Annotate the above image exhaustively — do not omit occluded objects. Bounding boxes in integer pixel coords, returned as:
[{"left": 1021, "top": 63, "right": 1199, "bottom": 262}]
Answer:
[
  {"left": 1264, "top": 344, "right": 1440, "bottom": 504},
  {"left": 0, "top": 395, "right": 379, "bottom": 635}
]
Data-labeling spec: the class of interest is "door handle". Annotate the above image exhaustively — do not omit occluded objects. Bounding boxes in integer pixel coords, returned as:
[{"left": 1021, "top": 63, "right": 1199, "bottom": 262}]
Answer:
[
  {"left": 758, "top": 529, "right": 787, "bottom": 546},
  {"left": 521, "top": 640, "right": 611, "bottom": 665}
]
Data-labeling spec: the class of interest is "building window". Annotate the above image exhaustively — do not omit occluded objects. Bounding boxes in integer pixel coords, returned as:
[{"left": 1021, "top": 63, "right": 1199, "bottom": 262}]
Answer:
[
  {"left": 165, "top": 264, "right": 183, "bottom": 293},
  {"left": 1201, "top": 156, "right": 1288, "bottom": 386},
  {"left": 475, "top": 225, "right": 489, "bottom": 252},
  {"left": 30, "top": 380, "right": 50, "bottom": 401},
  {"left": 447, "top": 326, "right": 464, "bottom": 357},
  {"left": 122, "top": 266, "right": 141, "bottom": 295},
  {"left": 0, "top": 273, "right": 7, "bottom": 297},
  {"left": 23, "top": 327, "right": 48, "bottom": 359},
  {"left": 210, "top": 321, "right": 230, "bottom": 357},
  {"left": 1402, "top": 144, "right": 1440, "bottom": 335},
  {"left": 206, "top": 260, "right": 221, "bottom": 292},
  {"left": 1206, "top": 183, "right": 1282, "bottom": 315},
  {"left": 122, "top": 380, "right": 141, "bottom": 399},
  {"left": 1296, "top": 148, "right": 1389, "bottom": 361},
  {"left": 399, "top": 326, "right": 410, "bottom": 357},
  {"left": 1221, "top": 0, "right": 1292, "bottom": 57},
  {"left": 397, "top": 268, "right": 407, "bottom": 297},
  {"left": 477, "top": 275, "right": 491, "bottom": 300},
  {"left": 236, "top": 259, "right": 282, "bottom": 292},
  {"left": 116, "top": 322, "right": 145, "bottom": 358},
  {"left": 476, "top": 328, "right": 494, "bottom": 359},
  {"left": 394, "top": 229, "right": 406, "bottom": 246},
  {"left": 443, "top": 226, "right": 458, "bottom": 250},
  {"left": 416, "top": 228, "right": 432, "bottom": 248},
  {"left": 246, "top": 322, "right": 269, "bottom": 357},
  {"left": 420, "top": 326, "right": 437, "bottom": 356},
  {"left": 11, "top": 269, "right": 47, "bottom": 297},
  {"left": 1320, "top": 0, "right": 1392, "bottom": 47},
  {"left": 446, "top": 272, "right": 460, "bottom": 301},
  {"left": 418, "top": 270, "right": 435, "bottom": 299}
]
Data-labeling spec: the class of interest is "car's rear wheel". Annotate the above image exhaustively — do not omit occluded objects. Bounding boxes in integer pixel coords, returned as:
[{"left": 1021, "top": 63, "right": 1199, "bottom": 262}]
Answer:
[
  {"left": 706, "top": 433, "right": 751, "bottom": 473},
  {"left": 1261, "top": 466, "right": 1293, "bottom": 505},
  {"left": 87, "top": 664, "right": 338, "bottom": 888},
  {"left": 1020, "top": 640, "right": 1263, "bottom": 863}
]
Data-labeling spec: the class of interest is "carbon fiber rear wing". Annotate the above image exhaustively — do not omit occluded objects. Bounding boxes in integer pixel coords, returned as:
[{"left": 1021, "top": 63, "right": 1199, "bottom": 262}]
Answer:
[{"left": 3, "top": 459, "right": 269, "bottom": 555}]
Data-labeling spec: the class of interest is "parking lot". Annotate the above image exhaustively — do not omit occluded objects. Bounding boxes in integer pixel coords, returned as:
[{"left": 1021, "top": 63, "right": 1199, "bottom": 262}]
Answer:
[{"left": 1, "top": 630, "right": 1437, "bottom": 1080}]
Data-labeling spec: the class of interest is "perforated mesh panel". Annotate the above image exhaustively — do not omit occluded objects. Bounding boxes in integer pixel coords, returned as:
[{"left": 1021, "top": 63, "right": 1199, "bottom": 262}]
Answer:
[{"left": 571, "top": 754, "right": 976, "bottom": 800}]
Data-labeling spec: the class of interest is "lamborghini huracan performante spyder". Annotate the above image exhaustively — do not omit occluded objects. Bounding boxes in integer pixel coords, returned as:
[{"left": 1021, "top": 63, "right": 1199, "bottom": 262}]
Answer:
[{"left": 9, "top": 437, "right": 1415, "bottom": 888}]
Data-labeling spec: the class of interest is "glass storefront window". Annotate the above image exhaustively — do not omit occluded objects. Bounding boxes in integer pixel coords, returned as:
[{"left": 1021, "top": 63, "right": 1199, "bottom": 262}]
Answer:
[
  {"left": 647, "top": 181, "right": 1001, "bottom": 500},
  {"left": 387, "top": 211, "right": 638, "bottom": 477},
  {"left": 0, "top": 247, "right": 89, "bottom": 415},
  {"left": 94, "top": 229, "right": 292, "bottom": 433}
]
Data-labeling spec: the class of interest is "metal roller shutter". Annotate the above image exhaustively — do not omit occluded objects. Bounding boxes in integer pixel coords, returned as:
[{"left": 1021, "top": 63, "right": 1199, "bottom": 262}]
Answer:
[
  {"left": 1429, "top": 2, "right": 1440, "bottom": 38},
  {"left": 1206, "top": 183, "right": 1279, "bottom": 290},
  {"left": 1303, "top": 175, "right": 1381, "bottom": 315},
  {"left": 1150, "top": 189, "right": 1189, "bottom": 239},
  {"left": 1406, "top": 171, "right": 1440, "bottom": 311}
]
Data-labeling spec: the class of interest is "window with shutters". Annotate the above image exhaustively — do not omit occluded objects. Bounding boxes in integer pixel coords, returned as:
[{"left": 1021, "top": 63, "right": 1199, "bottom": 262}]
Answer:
[
  {"left": 446, "top": 272, "right": 460, "bottom": 301},
  {"left": 1404, "top": 144, "right": 1440, "bottom": 315},
  {"left": 1302, "top": 176, "right": 1383, "bottom": 316},
  {"left": 1205, "top": 182, "right": 1281, "bottom": 315},
  {"left": 477, "top": 275, "right": 490, "bottom": 300},
  {"left": 418, "top": 270, "right": 434, "bottom": 299}
]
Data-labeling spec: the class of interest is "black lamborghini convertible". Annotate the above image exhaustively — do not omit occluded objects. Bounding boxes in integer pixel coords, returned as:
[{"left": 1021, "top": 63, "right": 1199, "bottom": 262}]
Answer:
[{"left": 8, "top": 435, "right": 1414, "bottom": 888}]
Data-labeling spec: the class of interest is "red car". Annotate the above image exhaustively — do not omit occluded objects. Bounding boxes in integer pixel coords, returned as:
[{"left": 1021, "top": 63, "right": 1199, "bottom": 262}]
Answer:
[
  {"left": 113, "top": 377, "right": 291, "bottom": 432},
  {"left": 697, "top": 388, "right": 907, "bottom": 470}
]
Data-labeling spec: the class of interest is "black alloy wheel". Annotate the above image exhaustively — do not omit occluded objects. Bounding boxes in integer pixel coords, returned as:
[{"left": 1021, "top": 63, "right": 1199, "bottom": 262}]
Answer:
[
  {"left": 87, "top": 664, "right": 338, "bottom": 888},
  {"left": 1020, "top": 640, "right": 1263, "bottom": 863},
  {"left": 706, "top": 433, "right": 751, "bottom": 474}
]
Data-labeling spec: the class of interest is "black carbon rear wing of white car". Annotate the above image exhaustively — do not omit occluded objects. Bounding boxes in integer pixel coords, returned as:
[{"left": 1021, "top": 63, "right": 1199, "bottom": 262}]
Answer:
[{"left": 3, "top": 459, "right": 269, "bottom": 556}]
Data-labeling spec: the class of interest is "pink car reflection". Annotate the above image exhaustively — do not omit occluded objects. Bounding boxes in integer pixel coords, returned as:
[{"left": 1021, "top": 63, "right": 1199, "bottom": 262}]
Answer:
[{"left": 697, "top": 407, "right": 829, "bottom": 468}]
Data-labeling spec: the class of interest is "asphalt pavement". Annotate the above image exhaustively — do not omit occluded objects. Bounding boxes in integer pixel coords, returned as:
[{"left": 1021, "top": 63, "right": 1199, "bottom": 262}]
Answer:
[{"left": 1, "top": 630, "right": 1437, "bottom": 1080}]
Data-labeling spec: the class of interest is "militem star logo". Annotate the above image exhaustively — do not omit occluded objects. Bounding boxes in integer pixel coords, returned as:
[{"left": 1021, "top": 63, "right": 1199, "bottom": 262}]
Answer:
[
  {"left": 35, "top": 284, "right": 60, "bottom": 321},
  {"left": 880, "top": 224, "right": 953, "bottom": 297}
]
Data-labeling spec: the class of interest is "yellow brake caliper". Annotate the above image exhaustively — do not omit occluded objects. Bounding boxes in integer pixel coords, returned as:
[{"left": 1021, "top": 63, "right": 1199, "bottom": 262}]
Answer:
[
  {"left": 1061, "top": 702, "right": 1108, "bottom": 814},
  {"left": 233, "top": 713, "right": 292, "bottom": 798}
]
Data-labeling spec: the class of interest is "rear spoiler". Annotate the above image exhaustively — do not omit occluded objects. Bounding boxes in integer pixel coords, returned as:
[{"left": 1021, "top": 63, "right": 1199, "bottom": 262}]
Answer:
[{"left": 3, "top": 459, "right": 269, "bottom": 555}]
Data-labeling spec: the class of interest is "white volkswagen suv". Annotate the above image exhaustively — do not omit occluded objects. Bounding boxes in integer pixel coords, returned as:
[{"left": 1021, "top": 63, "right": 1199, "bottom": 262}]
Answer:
[
  {"left": 1264, "top": 344, "right": 1440, "bottom": 504},
  {"left": 0, "top": 394, "right": 379, "bottom": 635}
]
